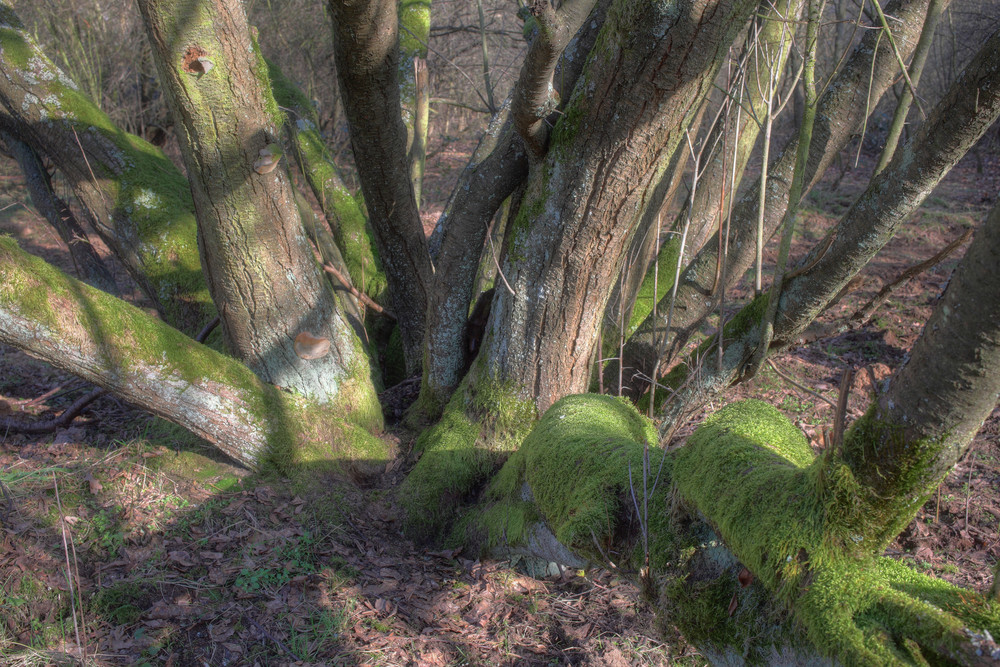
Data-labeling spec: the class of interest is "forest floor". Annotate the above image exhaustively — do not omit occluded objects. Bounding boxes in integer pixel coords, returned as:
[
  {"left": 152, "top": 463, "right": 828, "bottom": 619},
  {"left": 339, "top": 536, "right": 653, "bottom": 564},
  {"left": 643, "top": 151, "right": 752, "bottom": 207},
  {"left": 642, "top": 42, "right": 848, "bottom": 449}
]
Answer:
[{"left": 0, "top": 130, "right": 999, "bottom": 666}]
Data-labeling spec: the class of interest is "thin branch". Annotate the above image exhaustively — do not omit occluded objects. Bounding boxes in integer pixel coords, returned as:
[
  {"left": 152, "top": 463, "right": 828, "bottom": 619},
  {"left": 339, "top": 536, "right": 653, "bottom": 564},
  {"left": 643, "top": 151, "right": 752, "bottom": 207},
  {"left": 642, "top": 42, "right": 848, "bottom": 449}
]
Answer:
[
  {"left": 870, "top": 0, "right": 927, "bottom": 119},
  {"left": 0, "top": 388, "right": 106, "bottom": 435},
  {"left": 511, "top": 0, "right": 598, "bottom": 158},
  {"left": 766, "top": 358, "right": 838, "bottom": 409},
  {"left": 851, "top": 226, "right": 972, "bottom": 327},
  {"left": 323, "top": 264, "right": 395, "bottom": 319}
]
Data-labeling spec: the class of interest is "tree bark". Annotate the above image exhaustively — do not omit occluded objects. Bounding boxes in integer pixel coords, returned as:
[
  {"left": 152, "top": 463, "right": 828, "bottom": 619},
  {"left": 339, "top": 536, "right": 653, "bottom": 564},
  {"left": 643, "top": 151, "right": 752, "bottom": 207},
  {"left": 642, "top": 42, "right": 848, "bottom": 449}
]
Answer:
[
  {"left": 483, "top": 0, "right": 758, "bottom": 412},
  {"left": 0, "top": 130, "right": 117, "bottom": 294},
  {"left": 137, "top": 0, "right": 371, "bottom": 405},
  {"left": 328, "top": 0, "right": 432, "bottom": 375},
  {"left": 0, "top": 238, "right": 388, "bottom": 477},
  {"left": 417, "top": 0, "right": 608, "bottom": 416},
  {"left": 0, "top": 4, "right": 214, "bottom": 332}
]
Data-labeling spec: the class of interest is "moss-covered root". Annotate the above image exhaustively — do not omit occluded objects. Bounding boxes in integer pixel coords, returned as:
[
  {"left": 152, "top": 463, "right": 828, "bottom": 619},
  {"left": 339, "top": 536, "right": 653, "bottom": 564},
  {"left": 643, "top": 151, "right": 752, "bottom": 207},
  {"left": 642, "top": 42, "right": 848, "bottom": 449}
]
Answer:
[
  {"left": 453, "top": 393, "right": 678, "bottom": 573},
  {"left": 0, "top": 236, "right": 391, "bottom": 481},
  {"left": 396, "top": 380, "right": 535, "bottom": 540},
  {"left": 674, "top": 399, "right": 1000, "bottom": 665}
]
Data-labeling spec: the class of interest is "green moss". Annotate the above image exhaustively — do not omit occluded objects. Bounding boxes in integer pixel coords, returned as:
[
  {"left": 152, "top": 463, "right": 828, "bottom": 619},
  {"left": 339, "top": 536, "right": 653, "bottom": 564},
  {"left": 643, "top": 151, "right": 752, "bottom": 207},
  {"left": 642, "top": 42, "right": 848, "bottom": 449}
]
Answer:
[
  {"left": 398, "top": 0, "right": 431, "bottom": 58},
  {"left": 0, "top": 22, "right": 214, "bottom": 332},
  {"left": 266, "top": 58, "right": 387, "bottom": 306},
  {"left": 399, "top": 378, "right": 537, "bottom": 539},
  {"left": 626, "top": 236, "right": 682, "bottom": 338},
  {"left": 91, "top": 582, "right": 150, "bottom": 625},
  {"left": 675, "top": 399, "right": 1000, "bottom": 664},
  {"left": 2, "top": 238, "right": 388, "bottom": 476},
  {"left": 840, "top": 406, "right": 944, "bottom": 547}
]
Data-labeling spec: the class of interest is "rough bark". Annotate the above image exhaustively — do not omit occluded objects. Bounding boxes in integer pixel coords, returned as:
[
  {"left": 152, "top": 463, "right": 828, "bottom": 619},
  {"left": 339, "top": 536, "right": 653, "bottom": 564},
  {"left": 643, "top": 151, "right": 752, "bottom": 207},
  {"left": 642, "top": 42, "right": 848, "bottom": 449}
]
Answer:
[
  {"left": 328, "top": 0, "right": 433, "bottom": 375},
  {"left": 266, "top": 58, "right": 387, "bottom": 305},
  {"left": 0, "top": 4, "right": 214, "bottom": 332},
  {"left": 417, "top": 0, "right": 608, "bottom": 415},
  {"left": 137, "top": 0, "right": 370, "bottom": 405},
  {"left": 0, "top": 238, "right": 388, "bottom": 478},
  {"left": 0, "top": 130, "right": 117, "bottom": 294},
  {"left": 840, "top": 191, "right": 1000, "bottom": 547},
  {"left": 622, "top": 0, "right": 942, "bottom": 396},
  {"left": 483, "top": 0, "right": 759, "bottom": 412}
]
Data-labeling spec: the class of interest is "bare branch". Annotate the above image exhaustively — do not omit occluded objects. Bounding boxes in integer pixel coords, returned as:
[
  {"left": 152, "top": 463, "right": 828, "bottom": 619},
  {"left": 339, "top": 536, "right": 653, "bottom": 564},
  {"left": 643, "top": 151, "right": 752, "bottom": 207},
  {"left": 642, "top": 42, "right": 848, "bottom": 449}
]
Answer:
[{"left": 511, "top": 0, "right": 598, "bottom": 158}]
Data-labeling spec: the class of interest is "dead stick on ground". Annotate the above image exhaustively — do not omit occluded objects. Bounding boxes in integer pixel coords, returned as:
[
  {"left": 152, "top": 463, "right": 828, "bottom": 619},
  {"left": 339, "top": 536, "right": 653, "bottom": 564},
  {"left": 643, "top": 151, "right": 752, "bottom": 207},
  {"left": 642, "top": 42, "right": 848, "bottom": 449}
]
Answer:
[{"left": 323, "top": 264, "right": 395, "bottom": 319}]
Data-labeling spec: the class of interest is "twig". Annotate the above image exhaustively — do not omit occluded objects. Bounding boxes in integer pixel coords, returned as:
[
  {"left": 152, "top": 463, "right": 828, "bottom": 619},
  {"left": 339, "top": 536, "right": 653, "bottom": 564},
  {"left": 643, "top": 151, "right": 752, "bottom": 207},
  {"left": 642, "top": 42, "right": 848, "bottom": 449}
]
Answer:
[
  {"left": 18, "top": 381, "right": 84, "bottom": 408},
  {"left": 965, "top": 453, "right": 976, "bottom": 530},
  {"left": 195, "top": 316, "right": 221, "bottom": 343},
  {"left": 0, "top": 387, "right": 106, "bottom": 435},
  {"left": 832, "top": 367, "right": 855, "bottom": 451},
  {"left": 53, "top": 474, "right": 86, "bottom": 661},
  {"left": 488, "top": 231, "right": 516, "bottom": 296},
  {"left": 323, "top": 264, "right": 395, "bottom": 319},
  {"left": 246, "top": 615, "right": 303, "bottom": 662},
  {"left": 851, "top": 227, "right": 973, "bottom": 327},
  {"left": 766, "top": 358, "right": 838, "bottom": 409}
]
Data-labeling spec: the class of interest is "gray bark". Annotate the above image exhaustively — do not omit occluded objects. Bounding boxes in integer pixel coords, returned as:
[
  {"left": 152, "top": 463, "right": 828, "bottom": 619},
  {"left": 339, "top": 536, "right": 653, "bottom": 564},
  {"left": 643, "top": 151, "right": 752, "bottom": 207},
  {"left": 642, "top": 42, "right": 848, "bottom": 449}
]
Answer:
[
  {"left": 622, "top": 0, "right": 943, "bottom": 397},
  {"left": 137, "top": 0, "right": 370, "bottom": 405},
  {"left": 328, "top": 0, "right": 433, "bottom": 376}
]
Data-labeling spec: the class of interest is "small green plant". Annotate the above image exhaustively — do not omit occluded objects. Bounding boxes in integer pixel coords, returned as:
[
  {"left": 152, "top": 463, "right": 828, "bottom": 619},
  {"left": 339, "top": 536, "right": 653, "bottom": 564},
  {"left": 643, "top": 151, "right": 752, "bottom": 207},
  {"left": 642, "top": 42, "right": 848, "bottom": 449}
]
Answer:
[
  {"left": 91, "top": 581, "right": 149, "bottom": 625},
  {"left": 235, "top": 531, "right": 319, "bottom": 593},
  {"left": 86, "top": 508, "right": 125, "bottom": 555}
]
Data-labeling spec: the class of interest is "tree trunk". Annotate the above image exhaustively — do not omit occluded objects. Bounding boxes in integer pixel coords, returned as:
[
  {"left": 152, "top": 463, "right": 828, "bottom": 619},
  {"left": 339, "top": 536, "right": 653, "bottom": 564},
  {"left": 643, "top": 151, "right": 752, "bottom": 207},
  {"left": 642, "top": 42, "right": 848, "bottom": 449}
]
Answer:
[
  {"left": 0, "top": 130, "right": 117, "bottom": 294},
  {"left": 484, "top": 0, "right": 758, "bottom": 411},
  {"left": 417, "top": 1, "right": 608, "bottom": 416},
  {"left": 137, "top": 0, "right": 371, "bottom": 405},
  {"left": 0, "top": 5, "right": 214, "bottom": 332},
  {"left": 0, "top": 238, "right": 389, "bottom": 478},
  {"left": 328, "top": 0, "right": 432, "bottom": 375}
]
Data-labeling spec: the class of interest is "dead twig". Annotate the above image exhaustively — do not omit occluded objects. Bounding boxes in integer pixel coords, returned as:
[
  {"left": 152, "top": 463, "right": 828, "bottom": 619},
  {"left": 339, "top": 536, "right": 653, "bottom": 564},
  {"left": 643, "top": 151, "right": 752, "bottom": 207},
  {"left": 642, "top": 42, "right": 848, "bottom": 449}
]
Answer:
[
  {"left": 765, "top": 358, "right": 838, "bottom": 410},
  {"left": 851, "top": 227, "right": 973, "bottom": 327},
  {"left": 323, "top": 264, "right": 395, "bottom": 319},
  {"left": 195, "top": 315, "right": 221, "bottom": 343},
  {"left": 0, "top": 387, "right": 106, "bottom": 435},
  {"left": 831, "top": 367, "right": 855, "bottom": 451},
  {"left": 245, "top": 615, "right": 303, "bottom": 662}
]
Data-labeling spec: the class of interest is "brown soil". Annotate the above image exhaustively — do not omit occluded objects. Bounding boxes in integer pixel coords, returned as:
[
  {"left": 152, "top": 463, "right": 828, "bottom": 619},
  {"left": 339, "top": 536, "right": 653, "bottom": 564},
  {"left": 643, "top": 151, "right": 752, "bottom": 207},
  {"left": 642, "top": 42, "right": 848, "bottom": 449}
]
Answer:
[{"left": 0, "top": 131, "right": 998, "bottom": 666}]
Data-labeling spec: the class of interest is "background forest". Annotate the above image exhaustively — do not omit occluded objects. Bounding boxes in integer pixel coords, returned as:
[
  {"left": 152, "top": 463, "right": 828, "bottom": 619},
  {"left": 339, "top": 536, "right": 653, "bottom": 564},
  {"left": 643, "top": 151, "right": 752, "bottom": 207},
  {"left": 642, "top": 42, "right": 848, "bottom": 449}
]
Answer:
[{"left": 1, "top": 0, "right": 1000, "bottom": 665}]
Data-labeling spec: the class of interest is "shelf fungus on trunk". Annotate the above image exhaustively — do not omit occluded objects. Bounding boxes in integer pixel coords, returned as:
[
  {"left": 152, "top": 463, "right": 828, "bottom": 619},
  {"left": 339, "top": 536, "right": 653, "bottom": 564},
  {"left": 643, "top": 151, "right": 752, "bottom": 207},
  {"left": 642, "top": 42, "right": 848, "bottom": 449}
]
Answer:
[{"left": 294, "top": 332, "right": 332, "bottom": 360}]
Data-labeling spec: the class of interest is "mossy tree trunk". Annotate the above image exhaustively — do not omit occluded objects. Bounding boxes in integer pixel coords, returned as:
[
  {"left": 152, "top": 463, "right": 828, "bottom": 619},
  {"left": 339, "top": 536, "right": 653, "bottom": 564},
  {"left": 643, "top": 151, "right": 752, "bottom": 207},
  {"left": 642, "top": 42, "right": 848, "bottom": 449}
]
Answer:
[
  {"left": 136, "top": 0, "right": 372, "bottom": 406},
  {"left": 0, "top": 5, "right": 214, "bottom": 332},
  {"left": 0, "top": 238, "right": 390, "bottom": 478}
]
